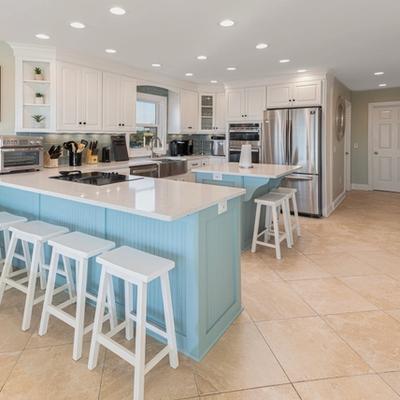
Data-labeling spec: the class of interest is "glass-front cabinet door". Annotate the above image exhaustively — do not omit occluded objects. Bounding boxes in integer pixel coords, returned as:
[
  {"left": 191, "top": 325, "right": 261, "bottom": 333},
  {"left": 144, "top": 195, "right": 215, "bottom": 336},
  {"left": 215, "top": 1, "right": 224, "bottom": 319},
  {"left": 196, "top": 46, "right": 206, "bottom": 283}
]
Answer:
[{"left": 199, "top": 94, "right": 214, "bottom": 132}]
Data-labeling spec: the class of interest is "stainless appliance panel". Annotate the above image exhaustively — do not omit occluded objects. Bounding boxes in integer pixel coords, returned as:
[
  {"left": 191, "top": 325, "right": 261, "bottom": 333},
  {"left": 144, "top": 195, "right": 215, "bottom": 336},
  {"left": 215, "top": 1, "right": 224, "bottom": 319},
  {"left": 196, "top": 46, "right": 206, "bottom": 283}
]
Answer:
[
  {"left": 281, "top": 174, "right": 322, "bottom": 216},
  {"left": 229, "top": 147, "right": 260, "bottom": 163},
  {"left": 289, "top": 107, "right": 321, "bottom": 174},
  {"left": 263, "top": 109, "right": 289, "bottom": 164}
]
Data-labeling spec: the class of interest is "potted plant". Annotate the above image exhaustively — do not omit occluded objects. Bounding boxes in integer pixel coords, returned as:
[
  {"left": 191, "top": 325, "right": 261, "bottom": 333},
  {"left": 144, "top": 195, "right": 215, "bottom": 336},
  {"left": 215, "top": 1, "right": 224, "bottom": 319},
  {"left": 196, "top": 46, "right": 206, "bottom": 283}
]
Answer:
[
  {"left": 32, "top": 114, "right": 46, "bottom": 128},
  {"left": 35, "top": 92, "right": 45, "bottom": 104},
  {"left": 34, "top": 67, "right": 44, "bottom": 80}
]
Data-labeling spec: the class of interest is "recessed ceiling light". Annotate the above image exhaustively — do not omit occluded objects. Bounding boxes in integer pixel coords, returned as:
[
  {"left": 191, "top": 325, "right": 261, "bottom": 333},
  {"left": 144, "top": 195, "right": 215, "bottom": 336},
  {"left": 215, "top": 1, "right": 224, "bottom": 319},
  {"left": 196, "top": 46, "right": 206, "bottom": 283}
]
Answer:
[
  {"left": 210, "top": 80, "right": 218, "bottom": 84},
  {"left": 279, "top": 59, "right": 291, "bottom": 63},
  {"left": 297, "top": 69, "right": 307, "bottom": 73},
  {"left": 374, "top": 72, "right": 384, "bottom": 76},
  {"left": 379, "top": 83, "right": 387, "bottom": 87},
  {"left": 219, "top": 19, "right": 235, "bottom": 27},
  {"left": 70, "top": 21, "right": 86, "bottom": 29},
  {"left": 256, "top": 43, "right": 268, "bottom": 50},
  {"left": 185, "top": 72, "right": 194, "bottom": 77},
  {"left": 227, "top": 66, "right": 237, "bottom": 71},
  {"left": 109, "top": 6, "right": 126, "bottom": 15},
  {"left": 105, "top": 48, "right": 117, "bottom": 54},
  {"left": 151, "top": 63, "right": 161, "bottom": 68},
  {"left": 197, "top": 55, "right": 207, "bottom": 61},
  {"left": 35, "top": 33, "right": 50, "bottom": 40}
]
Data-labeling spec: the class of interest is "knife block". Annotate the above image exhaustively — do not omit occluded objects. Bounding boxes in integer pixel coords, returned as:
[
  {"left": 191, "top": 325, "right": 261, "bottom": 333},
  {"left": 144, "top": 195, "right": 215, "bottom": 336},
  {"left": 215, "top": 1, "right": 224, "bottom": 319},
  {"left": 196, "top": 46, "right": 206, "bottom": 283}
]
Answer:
[
  {"left": 86, "top": 150, "right": 98, "bottom": 165},
  {"left": 44, "top": 152, "right": 59, "bottom": 168}
]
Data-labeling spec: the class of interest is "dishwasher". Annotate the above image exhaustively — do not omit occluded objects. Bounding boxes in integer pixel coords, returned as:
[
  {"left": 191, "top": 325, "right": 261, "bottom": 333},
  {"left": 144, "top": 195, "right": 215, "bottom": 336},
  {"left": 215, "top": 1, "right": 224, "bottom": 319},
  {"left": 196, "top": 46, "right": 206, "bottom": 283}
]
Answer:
[{"left": 129, "top": 163, "right": 159, "bottom": 178}]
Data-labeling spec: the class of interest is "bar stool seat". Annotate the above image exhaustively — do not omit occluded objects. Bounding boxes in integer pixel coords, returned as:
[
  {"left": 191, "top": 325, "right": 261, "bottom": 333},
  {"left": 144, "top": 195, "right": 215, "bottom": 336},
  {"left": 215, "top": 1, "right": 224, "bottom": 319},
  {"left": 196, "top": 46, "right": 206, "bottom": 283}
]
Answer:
[
  {"left": 39, "top": 231, "right": 116, "bottom": 361},
  {"left": 272, "top": 187, "right": 301, "bottom": 239},
  {"left": 88, "top": 246, "right": 178, "bottom": 400},
  {"left": 0, "top": 220, "right": 70, "bottom": 331},
  {"left": 251, "top": 192, "right": 292, "bottom": 259}
]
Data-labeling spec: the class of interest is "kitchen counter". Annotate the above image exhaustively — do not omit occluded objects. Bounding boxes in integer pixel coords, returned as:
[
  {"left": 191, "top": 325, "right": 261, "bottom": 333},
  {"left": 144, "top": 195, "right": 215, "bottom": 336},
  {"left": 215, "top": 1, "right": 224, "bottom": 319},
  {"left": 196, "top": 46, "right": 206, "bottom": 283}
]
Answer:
[{"left": 0, "top": 165, "right": 244, "bottom": 222}]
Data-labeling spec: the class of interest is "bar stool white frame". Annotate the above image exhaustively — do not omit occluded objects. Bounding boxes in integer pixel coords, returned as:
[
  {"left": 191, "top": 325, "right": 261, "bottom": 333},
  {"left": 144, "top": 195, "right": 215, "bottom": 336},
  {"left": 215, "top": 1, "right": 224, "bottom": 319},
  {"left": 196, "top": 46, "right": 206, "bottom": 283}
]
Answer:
[
  {"left": 272, "top": 187, "right": 301, "bottom": 239},
  {"left": 88, "top": 246, "right": 179, "bottom": 400},
  {"left": 0, "top": 221, "right": 72, "bottom": 331},
  {"left": 39, "top": 232, "right": 117, "bottom": 361},
  {"left": 251, "top": 192, "right": 293, "bottom": 259}
]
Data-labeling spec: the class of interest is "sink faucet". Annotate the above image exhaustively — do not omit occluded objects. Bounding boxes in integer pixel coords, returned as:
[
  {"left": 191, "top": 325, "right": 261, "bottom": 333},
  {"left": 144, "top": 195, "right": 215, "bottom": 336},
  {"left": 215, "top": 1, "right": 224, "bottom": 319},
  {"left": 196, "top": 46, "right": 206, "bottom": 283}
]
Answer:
[{"left": 150, "top": 136, "right": 163, "bottom": 158}]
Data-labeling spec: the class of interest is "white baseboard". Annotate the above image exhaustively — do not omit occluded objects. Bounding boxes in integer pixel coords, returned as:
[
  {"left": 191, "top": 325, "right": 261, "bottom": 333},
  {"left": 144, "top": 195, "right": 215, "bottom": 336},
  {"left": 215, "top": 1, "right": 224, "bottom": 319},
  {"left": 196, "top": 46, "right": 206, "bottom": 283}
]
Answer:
[
  {"left": 351, "top": 184, "right": 371, "bottom": 191},
  {"left": 333, "top": 191, "right": 346, "bottom": 209}
]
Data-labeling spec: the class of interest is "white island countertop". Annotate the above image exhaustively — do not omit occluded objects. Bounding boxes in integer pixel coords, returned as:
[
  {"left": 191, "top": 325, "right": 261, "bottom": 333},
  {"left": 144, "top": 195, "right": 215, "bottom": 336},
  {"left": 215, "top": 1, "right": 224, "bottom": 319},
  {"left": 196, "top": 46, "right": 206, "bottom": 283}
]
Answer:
[
  {"left": 192, "top": 162, "right": 302, "bottom": 179},
  {"left": 0, "top": 167, "right": 245, "bottom": 222}
]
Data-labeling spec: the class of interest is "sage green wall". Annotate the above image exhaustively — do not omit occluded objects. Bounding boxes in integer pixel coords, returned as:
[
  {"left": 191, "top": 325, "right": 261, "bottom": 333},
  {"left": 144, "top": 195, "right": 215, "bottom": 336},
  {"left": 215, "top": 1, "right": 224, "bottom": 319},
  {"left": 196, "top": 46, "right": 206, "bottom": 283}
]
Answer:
[
  {"left": 351, "top": 87, "right": 400, "bottom": 184},
  {"left": 0, "top": 41, "right": 15, "bottom": 133}
]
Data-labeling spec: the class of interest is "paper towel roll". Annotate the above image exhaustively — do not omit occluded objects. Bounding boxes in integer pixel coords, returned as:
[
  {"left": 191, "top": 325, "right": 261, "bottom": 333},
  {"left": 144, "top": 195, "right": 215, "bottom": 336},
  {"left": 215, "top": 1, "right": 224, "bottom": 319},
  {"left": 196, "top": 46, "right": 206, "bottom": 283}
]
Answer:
[{"left": 239, "top": 144, "right": 253, "bottom": 168}]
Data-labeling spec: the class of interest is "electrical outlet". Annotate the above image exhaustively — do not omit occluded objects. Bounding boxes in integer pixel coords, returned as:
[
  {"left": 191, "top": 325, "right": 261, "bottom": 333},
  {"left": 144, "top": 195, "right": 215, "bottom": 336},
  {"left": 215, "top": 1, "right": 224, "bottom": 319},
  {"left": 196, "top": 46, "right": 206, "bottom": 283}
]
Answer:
[
  {"left": 213, "top": 172, "right": 223, "bottom": 181},
  {"left": 354, "top": 142, "right": 359, "bottom": 149},
  {"left": 218, "top": 200, "right": 228, "bottom": 215}
]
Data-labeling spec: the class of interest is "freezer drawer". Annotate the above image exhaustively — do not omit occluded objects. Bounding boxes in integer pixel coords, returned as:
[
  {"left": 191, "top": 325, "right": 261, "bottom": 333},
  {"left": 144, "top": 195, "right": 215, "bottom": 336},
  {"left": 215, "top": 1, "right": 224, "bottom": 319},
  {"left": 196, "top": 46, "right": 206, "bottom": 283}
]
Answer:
[{"left": 281, "top": 173, "right": 322, "bottom": 217}]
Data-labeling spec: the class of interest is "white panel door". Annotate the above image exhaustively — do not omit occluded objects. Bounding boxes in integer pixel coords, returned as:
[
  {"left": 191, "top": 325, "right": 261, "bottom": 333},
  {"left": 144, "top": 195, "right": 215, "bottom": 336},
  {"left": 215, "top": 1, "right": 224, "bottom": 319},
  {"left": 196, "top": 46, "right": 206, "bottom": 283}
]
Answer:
[
  {"left": 267, "top": 84, "right": 292, "bottom": 108},
  {"left": 120, "top": 76, "right": 137, "bottom": 131},
  {"left": 292, "top": 81, "right": 321, "bottom": 106},
  {"left": 215, "top": 92, "right": 226, "bottom": 133},
  {"left": 226, "top": 89, "right": 245, "bottom": 121},
  {"left": 103, "top": 72, "right": 121, "bottom": 131},
  {"left": 245, "top": 86, "right": 266, "bottom": 120},
  {"left": 57, "top": 63, "right": 81, "bottom": 130},
  {"left": 372, "top": 105, "right": 400, "bottom": 192},
  {"left": 180, "top": 89, "right": 198, "bottom": 133},
  {"left": 80, "top": 67, "right": 102, "bottom": 131}
]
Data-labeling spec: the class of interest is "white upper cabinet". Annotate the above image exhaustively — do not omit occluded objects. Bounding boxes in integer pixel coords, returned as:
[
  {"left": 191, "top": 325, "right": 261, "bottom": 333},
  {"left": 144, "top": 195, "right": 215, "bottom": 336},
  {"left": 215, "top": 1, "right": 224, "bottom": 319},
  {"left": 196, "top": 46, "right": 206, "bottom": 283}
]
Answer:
[
  {"left": 226, "top": 86, "right": 266, "bottom": 122},
  {"left": 103, "top": 72, "right": 137, "bottom": 132},
  {"left": 180, "top": 89, "right": 199, "bottom": 133},
  {"left": 57, "top": 62, "right": 102, "bottom": 131},
  {"left": 267, "top": 80, "right": 321, "bottom": 108},
  {"left": 199, "top": 92, "right": 226, "bottom": 133}
]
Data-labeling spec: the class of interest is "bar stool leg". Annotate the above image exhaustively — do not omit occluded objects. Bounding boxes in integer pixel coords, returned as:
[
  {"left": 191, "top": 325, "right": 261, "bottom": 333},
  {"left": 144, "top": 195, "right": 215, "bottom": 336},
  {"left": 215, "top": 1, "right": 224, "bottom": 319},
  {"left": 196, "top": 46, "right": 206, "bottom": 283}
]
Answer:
[
  {"left": 21, "top": 240, "right": 31, "bottom": 273},
  {"left": 73, "top": 258, "right": 88, "bottom": 361},
  {"left": 133, "top": 282, "right": 148, "bottom": 400},
  {"left": 264, "top": 206, "right": 271, "bottom": 242},
  {"left": 3, "top": 229, "right": 10, "bottom": 260},
  {"left": 39, "top": 250, "right": 60, "bottom": 335},
  {"left": 292, "top": 195, "right": 301, "bottom": 237},
  {"left": 125, "top": 281, "right": 134, "bottom": 340},
  {"left": 39, "top": 245, "right": 47, "bottom": 290},
  {"left": 0, "top": 234, "right": 18, "bottom": 304},
  {"left": 107, "top": 276, "right": 118, "bottom": 330},
  {"left": 272, "top": 206, "right": 281, "bottom": 260},
  {"left": 88, "top": 268, "right": 108, "bottom": 370},
  {"left": 22, "top": 242, "right": 41, "bottom": 331},
  {"left": 283, "top": 199, "right": 293, "bottom": 248},
  {"left": 251, "top": 203, "right": 262, "bottom": 253},
  {"left": 62, "top": 255, "right": 76, "bottom": 299},
  {"left": 160, "top": 273, "right": 179, "bottom": 369}
]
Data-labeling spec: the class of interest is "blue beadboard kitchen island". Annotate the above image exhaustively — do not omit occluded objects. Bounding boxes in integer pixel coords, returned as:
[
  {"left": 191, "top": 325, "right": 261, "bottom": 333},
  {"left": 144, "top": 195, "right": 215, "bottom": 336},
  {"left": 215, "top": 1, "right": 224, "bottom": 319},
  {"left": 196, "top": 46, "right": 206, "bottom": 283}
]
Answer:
[
  {"left": 0, "top": 166, "right": 245, "bottom": 361},
  {"left": 193, "top": 163, "right": 301, "bottom": 250}
]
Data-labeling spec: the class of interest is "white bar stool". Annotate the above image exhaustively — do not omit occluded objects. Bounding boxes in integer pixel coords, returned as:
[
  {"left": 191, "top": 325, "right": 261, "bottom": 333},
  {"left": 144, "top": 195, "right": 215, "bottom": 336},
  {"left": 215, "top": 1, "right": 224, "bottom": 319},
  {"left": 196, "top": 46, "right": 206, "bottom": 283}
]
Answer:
[
  {"left": 0, "top": 212, "right": 28, "bottom": 272},
  {"left": 0, "top": 220, "right": 71, "bottom": 331},
  {"left": 39, "top": 231, "right": 116, "bottom": 361},
  {"left": 272, "top": 187, "right": 301, "bottom": 239},
  {"left": 88, "top": 246, "right": 179, "bottom": 400},
  {"left": 251, "top": 192, "right": 292, "bottom": 259}
]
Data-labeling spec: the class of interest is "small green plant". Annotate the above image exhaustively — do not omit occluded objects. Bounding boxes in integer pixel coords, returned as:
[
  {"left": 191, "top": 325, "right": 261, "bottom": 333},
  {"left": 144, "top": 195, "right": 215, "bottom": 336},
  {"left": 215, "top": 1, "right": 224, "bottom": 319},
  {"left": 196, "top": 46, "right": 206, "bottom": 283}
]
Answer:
[
  {"left": 34, "top": 67, "right": 42, "bottom": 75},
  {"left": 32, "top": 114, "right": 46, "bottom": 123},
  {"left": 35, "top": 92, "right": 44, "bottom": 98}
]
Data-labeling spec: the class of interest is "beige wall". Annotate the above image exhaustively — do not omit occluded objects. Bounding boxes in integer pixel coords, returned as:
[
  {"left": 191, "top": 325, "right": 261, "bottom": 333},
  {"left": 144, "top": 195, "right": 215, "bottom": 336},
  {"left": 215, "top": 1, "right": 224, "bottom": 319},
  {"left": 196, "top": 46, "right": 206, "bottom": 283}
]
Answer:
[
  {"left": 0, "top": 41, "right": 15, "bottom": 133},
  {"left": 351, "top": 87, "right": 400, "bottom": 185}
]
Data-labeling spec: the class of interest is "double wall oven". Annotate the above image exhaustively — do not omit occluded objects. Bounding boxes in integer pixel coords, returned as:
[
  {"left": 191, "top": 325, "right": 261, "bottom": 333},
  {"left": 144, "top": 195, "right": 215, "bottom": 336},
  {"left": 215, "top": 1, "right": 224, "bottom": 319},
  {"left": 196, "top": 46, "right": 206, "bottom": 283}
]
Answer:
[{"left": 228, "top": 123, "right": 262, "bottom": 163}]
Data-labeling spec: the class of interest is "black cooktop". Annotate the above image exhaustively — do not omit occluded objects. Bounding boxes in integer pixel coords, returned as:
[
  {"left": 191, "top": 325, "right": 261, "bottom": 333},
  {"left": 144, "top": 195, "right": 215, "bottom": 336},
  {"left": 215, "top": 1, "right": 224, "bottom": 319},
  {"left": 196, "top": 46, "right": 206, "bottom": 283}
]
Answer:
[{"left": 50, "top": 171, "right": 143, "bottom": 186}]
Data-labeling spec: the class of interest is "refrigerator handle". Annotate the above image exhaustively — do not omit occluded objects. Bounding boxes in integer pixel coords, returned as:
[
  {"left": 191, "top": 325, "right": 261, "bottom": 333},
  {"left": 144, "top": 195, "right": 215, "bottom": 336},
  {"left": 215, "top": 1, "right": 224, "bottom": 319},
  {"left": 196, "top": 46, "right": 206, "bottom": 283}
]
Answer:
[{"left": 285, "top": 116, "right": 290, "bottom": 165}]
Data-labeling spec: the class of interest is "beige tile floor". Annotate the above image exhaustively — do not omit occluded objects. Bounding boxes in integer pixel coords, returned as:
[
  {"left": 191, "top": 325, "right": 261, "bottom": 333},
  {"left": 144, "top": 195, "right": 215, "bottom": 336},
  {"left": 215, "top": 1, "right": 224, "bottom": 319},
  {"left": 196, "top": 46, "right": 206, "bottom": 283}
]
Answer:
[{"left": 1, "top": 190, "right": 400, "bottom": 399}]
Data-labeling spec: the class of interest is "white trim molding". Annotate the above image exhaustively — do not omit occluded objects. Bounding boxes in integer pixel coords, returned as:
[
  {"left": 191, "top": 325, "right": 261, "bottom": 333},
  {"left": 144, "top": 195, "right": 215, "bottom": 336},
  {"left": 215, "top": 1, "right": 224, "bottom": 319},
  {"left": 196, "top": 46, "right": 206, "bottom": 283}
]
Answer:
[{"left": 351, "top": 183, "right": 371, "bottom": 191}]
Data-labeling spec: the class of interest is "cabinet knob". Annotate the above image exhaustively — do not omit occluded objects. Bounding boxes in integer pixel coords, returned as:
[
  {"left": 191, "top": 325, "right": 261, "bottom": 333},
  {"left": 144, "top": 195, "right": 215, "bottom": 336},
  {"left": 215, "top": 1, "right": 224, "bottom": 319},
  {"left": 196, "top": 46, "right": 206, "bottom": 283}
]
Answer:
[
  {"left": 188, "top": 126, "right": 192, "bottom": 129},
  {"left": 79, "top": 122, "right": 82, "bottom": 125},
  {"left": 83, "top": 122, "right": 86, "bottom": 125},
  {"left": 122, "top": 123, "right": 125, "bottom": 126},
  {"left": 118, "top": 123, "right": 121, "bottom": 127},
  {"left": 289, "top": 100, "right": 292, "bottom": 102},
  {"left": 292, "top": 99, "right": 296, "bottom": 102}
]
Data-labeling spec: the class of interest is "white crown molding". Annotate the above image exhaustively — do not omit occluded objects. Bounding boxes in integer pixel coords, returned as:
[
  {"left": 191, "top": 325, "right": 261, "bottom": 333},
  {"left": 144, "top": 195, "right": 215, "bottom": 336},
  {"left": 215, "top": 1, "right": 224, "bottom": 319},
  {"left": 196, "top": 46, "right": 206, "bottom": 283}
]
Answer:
[{"left": 8, "top": 42, "right": 56, "bottom": 59}]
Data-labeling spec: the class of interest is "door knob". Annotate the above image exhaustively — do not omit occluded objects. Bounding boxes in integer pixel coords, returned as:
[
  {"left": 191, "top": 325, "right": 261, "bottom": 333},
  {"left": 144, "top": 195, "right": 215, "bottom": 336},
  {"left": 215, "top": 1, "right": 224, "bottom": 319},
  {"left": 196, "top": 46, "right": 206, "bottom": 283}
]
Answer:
[
  {"left": 345, "top": 152, "right": 350, "bottom": 155},
  {"left": 374, "top": 151, "right": 379, "bottom": 155}
]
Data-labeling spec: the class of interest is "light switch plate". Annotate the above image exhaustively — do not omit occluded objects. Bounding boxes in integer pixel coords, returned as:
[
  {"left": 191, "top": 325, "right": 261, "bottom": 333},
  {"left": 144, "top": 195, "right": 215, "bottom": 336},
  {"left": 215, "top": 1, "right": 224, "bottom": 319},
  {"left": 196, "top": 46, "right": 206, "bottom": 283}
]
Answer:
[
  {"left": 218, "top": 200, "right": 228, "bottom": 215},
  {"left": 354, "top": 142, "right": 359, "bottom": 149},
  {"left": 213, "top": 172, "right": 223, "bottom": 181}
]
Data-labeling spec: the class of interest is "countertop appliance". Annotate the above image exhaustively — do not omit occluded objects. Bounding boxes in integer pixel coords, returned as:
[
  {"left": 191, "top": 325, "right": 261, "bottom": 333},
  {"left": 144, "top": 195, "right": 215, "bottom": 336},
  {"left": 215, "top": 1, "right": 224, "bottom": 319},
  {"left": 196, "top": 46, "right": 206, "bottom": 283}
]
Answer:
[
  {"left": 169, "top": 140, "right": 193, "bottom": 156},
  {"left": 50, "top": 171, "right": 142, "bottom": 186},
  {"left": 263, "top": 107, "right": 322, "bottom": 217},
  {"left": 228, "top": 123, "right": 261, "bottom": 163},
  {"left": 111, "top": 135, "right": 129, "bottom": 161},
  {"left": 211, "top": 135, "right": 226, "bottom": 156},
  {"left": 0, "top": 135, "right": 43, "bottom": 173}
]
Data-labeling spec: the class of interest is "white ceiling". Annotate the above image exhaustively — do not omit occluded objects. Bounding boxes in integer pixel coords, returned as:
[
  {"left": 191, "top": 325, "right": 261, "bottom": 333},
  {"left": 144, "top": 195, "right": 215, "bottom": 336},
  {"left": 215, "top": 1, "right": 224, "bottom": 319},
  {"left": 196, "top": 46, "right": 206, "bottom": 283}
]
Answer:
[{"left": 0, "top": 0, "right": 399, "bottom": 90}]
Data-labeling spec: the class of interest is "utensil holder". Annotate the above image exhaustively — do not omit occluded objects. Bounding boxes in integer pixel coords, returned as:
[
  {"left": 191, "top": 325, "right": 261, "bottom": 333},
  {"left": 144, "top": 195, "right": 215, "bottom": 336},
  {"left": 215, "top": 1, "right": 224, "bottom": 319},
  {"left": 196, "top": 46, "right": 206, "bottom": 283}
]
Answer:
[
  {"left": 86, "top": 150, "right": 98, "bottom": 165},
  {"left": 44, "top": 152, "right": 59, "bottom": 168},
  {"left": 69, "top": 152, "right": 82, "bottom": 167}
]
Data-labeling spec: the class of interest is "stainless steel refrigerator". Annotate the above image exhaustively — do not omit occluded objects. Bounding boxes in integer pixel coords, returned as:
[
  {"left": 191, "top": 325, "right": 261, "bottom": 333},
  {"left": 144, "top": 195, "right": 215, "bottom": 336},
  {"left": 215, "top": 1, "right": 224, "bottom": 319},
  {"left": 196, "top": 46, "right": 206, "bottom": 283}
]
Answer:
[{"left": 262, "top": 107, "right": 322, "bottom": 217}]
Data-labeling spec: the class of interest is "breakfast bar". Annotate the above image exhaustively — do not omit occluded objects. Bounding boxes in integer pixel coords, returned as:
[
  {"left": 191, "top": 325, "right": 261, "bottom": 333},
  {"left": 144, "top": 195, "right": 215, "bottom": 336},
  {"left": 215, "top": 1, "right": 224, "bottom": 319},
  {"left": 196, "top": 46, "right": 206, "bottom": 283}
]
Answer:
[
  {"left": 0, "top": 169, "right": 245, "bottom": 361},
  {"left": 193, "top": 163, "right": 301, "bottom": 249}
]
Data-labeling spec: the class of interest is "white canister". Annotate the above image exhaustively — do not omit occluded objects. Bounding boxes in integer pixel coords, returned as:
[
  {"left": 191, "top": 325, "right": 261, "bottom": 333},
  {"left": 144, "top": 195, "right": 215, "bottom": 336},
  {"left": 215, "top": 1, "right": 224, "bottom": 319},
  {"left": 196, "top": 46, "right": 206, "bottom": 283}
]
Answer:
[{"left": 239, "top": 144, "right": 253, "bottom": 168}]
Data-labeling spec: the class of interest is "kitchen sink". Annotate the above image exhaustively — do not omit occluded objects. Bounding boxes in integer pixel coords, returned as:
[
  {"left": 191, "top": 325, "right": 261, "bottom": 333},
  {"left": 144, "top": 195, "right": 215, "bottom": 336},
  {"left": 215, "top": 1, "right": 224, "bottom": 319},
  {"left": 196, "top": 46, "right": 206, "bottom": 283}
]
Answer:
[{"left": 129, "top": 158, "right": 187, "bottom": 178}]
